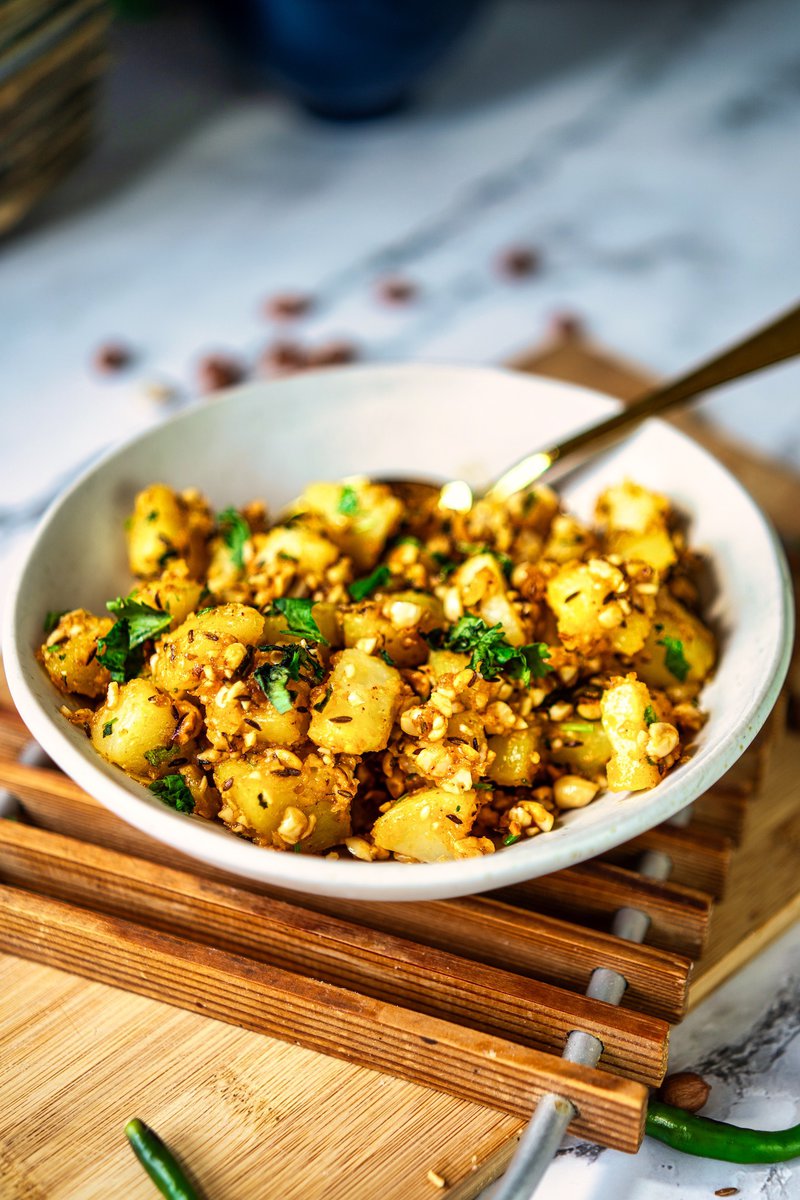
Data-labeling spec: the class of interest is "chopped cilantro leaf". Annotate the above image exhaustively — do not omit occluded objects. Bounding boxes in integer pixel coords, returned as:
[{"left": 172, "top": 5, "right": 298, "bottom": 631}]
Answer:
[
  {"left": 338, "top": 485, "right": 360, "bottom": 516},
  {"left": 292, "top": 843, "right": 303, "bottom": 853},
  {"left": 144, "top": 745, "right": 177, "bottom": 768},
  {"left": 149, "top": 774, "right": 194, "bottom": 814},
  {"left": 431, "top": 616, "right": 552, "bottom": 687},
  {"left": 197, "top": 607, "right": 214, "bottom": 616},
  {"left": 657, "top": 636, "right": 690, "bottom": 682},
  {"left": 102, "top": 720, "right": 116, "bottom": 738},
  {"left": 378, "top": 649, "right": 396, "bottom": 667},
  {"left": 474, "top": 780, "right": 494, "bottom": 790},
  {"left": 106, "top": 596, "right": 171, "bottom": 648},
  {"left": 217, "top": 507, "right": 250, "bottom": 570},
  {"left": 97, "top": 621, "right": 142, "bottom": 683},
  {"left": 254, "top": 644, "right": 325, "bottom": 713},
  {"left": 146, "top": 510, "right": 158, "bottom": 523},
  {"left": 348, "top": 565, "right": 391, "bottom": 602},
  {"left": 644, "top": 705, "right": 657, "bottom": 726},
  {"left": 271, "top": 597, "right": 328, "bottom": 644},
  {"left": 43, "top": 610, "right": 67, "bottom": 634},
  {"left": 503, "top": 833, "right": 522, "bottom": 846},
  {"left": 313, "top": 684, "right": 333, "bottom": 713}
]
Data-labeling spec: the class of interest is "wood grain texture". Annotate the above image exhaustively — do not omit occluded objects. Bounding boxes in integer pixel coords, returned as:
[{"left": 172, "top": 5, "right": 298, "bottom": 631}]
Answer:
[
  {"left": 0, "top": 820, "right": 669, "bottom": 1085},
  {"left": 497, "top": 862, "right": 713, "bottom": 958},
  {"left": 0, "top": 883, "right": 648, "bottom": 1152},
  {"left": 0, "top": 765, "right": 694, "bottom": 1023}
]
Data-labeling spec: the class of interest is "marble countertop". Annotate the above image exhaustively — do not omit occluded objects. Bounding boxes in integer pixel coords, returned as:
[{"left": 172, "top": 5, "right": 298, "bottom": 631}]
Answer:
[{"left": 1, "top": 1, "right": 798, "bottom": 1196}]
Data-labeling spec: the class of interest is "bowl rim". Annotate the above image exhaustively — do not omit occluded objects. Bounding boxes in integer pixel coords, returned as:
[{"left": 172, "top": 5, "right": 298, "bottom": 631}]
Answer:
[{"left": 3, "top": 362, "right": 795, "bottom": 901}]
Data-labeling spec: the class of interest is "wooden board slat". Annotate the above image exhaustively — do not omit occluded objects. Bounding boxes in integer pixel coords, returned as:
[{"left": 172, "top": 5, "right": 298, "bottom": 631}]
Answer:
[
  {"left": 1, "top": 766, "right": 694, "bottom": 1023},
  {"left": 0, "top": 820, "right": 669, "bottom": 1085},
  {"left": 0, "top": 884, "right": 648, "bottom": 1152},
  {"left": 497, "top": 862, "right": 713, "bottom": 958}
]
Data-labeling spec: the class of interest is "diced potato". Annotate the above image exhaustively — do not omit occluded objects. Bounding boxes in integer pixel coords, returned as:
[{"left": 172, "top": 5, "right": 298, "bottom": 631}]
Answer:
[
  {"left": 452, "top": 554, "right": 527, "bottom": 645},
  {"left": 600, "top": 675, "right": 660, "bottom": 791},
  {"left": 342, "top": 591, "right": 444, "bottom": 666},
  {"left": 91, "top": 677, "right": 180, "bottom": 778},
  {"left": 595, "top": 480, "right": 670, "bottom": 533},
  {"left": 204, "top": 679, "right": 311, "bottom": 749},
  {"left": 251, "top": 525, "right": 340, "bottom": 577},
  {"left": 548, "top": 721, "right": 612, "bottom": 774},
  {"left": 215, "top": 750, "right": 354, "bottom": 852},
  {"left": 489, "top": 728, "right": 542, "bottom": 786},
  {"left": 551, "top": 715, "right": 614, "bottom": 772},
  {"left": 262, "top": 601, "right": 342, "bottom": 648},
  {"left": 152, "top": 603, "right": 266, "bottom": 696},
  {"left": 372, "top": 788, "right": 491, "bottom": 862},
  {"left": 633, "top": 593, "right": 716, "bottom": 688},
  {"left": 41, "top": 609, "right": 112, "bottom": 698},
  {"left": 308, "top": 648, "right": 404, "bottom": 754},
  {"left": 547, "top": 560, "right": 651, "bottom": 656},
  {"left": 127, "top": 484, "right": 212, "bottom": 579},
  {"left": 130, "top": 561, "right": 206, "bottom": 628},
  {"left": 428, "top": 650, "right": 470, "bottom": 680},
  {"left": 605, "top": 528, "right": 677, "bottom": 575},
  {"left": 295, "top": 478, "right": 403, "bottom": 570},
  {"left": 543, "top": 514, "right": 595, "bottom": 563}
]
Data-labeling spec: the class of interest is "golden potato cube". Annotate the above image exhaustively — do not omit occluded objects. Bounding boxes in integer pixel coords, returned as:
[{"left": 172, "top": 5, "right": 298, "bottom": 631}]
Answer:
[
  {"left": 152, "top": 603, "right": 266, "bottom": 696},
  {"left": 489, "top": 728, "right": 542, "bottom": 787},
  {"left": 308, "top": 648, "right": 404, "bottom": 754},
  {"left": 542, "top": 514, "right": 595, "bottom": 563},
  {"left": 549, "top": 721, "right": 612, "bottom": 774},
  {"left": 372, "top": 788, "right": 485, "bottom": 862},
  {"left": 127, "top": 484, "right": 211, "bottom": 579},
  {"left": 452, "top": 554, "right": 527, "bottom": 646},
  {"left": 342, "top": 591, "right": 444, "bottom": 666},
  {"left": 131, "top": 561, "right": 206, "bottom": 628},
  {"left": 91, "top": 677, "right": 180, "bottom": 778},
  {"left": 595, "top": 480, "right": 670, "bottom": 533},
  {"left": 296, "top": 478, "right": 403, "bottom": 570},
  {"left": 252, "top": 526, "right": 340, "bottom": 577},
  {"left": 605, "top": 528, "right": 677, "bottom": 575},
  {"left": 634, "top": 593, "right": 716, "bottom": 688},
  {"left": 41, "top": 609, "right": 112, "bottom": 698},
  {"left": 600, "top": 676, "right": 661, "bottom": 791},
  {"left": 215, "top": 750, "right": 354, "bottom": 852}
]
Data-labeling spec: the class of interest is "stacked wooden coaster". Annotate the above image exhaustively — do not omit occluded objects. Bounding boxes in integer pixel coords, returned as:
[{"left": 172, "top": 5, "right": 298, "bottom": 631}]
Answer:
[{"left": 0, "top": 0, "right": 110, "bottom": 235}]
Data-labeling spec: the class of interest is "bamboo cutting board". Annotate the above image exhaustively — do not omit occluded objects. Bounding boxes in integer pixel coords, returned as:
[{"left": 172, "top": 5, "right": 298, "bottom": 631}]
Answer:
[{"left": 1, "top": 332, "right": 798, "bottom": 1200}]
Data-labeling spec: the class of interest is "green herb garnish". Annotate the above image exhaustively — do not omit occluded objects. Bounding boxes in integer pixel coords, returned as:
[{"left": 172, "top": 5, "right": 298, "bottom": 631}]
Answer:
[
  {"left": 431, "top": 616, "right": 552, "bottom": 686},
  {"left": 148, "top": 775, "right": 194, "bottom": 813},
  {"left": 558, "top": 722, "right": 595, "bottom": 735},
  {"left": 313, "top": 684, "right": 333, "bottom": 712},
  {"left": 474, "top": 780, "right": 494, "bottom": 790},
  {"left": 43, "top": 610, "right": 67, "bottom": 634},
  {"left": 97, "top": 596, "right": 171, "bottom": 683},
  {"left": 503, "top": 833, "right": 522, "bottom": 846},
  {"left": 337, "top": 485, "right": 359, "bottom": 516},
  {"left": 378, "top": 649, "right": 396, "bottom": 667},
  {"left": 144, "top": 745, "right": 177, "bottom": 769},
  {"left": 658, "top": 636, "right": 690, "bottom": 682},
  {"left": 348, "top": 565, "right": 391, "bottom": 602},
  {"left": 644, "top": 705, "right": 657, "bottom": 726},
  {"left": 102, "top": 720, "right": 116, "bottom": 738},
  {"left": 270, "top": 597, "right": 329, "bottom": 644},
  {"left": 431, "top": 552, "right": 459, "bottom": 578},
  {"left": 254, "top": 644, "right": 325, "bottom": 714},
  {"left": 216, "top": 507, "right": 251, "bottom": 570}
]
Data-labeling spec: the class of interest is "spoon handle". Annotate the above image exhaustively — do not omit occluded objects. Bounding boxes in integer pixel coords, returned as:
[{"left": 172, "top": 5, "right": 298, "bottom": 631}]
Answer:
[{"left": 489, "top": 300, "right": 800, "bottom": 498}]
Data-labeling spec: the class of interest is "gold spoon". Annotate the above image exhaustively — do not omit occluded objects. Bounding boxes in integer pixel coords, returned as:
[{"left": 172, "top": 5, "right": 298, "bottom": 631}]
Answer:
[{"left": 423, "top": 300, "right": 800, "bottom": 513}]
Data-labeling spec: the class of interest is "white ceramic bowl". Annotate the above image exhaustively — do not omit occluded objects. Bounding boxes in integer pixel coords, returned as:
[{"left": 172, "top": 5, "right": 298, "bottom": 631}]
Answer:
[{"left": 3, "top": 365, "right": 793, "bottom": 901}]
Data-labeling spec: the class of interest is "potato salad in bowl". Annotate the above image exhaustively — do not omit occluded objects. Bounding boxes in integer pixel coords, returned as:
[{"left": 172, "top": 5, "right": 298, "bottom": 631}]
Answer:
[{"left": 40, "top": 473, "right": 715, "bottom": 864}]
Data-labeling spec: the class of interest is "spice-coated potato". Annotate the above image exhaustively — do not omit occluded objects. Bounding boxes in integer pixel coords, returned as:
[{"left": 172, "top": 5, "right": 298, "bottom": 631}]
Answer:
[
  {"left": 91, "top": 677, "right": 180, "bottom": 778},
  {"left": 41, "top": 609, "right": 112, "bottom": 698},
  {"left": 152, "top": 603, "right": 266, "bottom": 696},
  {"left": 127, "top": 484, "right": 212, "bottom": 579},
  {"left": 308, "top": 648, "right": 405, "bottom": 754}
]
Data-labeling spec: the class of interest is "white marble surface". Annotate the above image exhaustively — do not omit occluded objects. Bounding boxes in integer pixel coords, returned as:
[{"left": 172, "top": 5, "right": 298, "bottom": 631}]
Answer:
[{"left": 1, "top": 1, "right": 799, "bottom": 1196}]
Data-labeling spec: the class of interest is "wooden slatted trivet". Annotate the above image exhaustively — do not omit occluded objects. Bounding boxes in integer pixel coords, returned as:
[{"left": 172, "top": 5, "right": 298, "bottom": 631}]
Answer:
[{"left": 0, "top": 331, "right": 797, "bottom": 1199}]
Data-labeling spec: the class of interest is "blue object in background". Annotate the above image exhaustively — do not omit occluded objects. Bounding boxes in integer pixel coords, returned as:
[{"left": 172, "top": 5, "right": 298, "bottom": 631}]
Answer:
[{"left": 205, "top": 0, "right": 487, "bottom": 118}]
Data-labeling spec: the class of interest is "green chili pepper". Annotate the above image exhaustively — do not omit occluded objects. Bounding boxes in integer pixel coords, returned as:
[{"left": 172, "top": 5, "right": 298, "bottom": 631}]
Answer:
[
  {"left": 646, "top": 1100, "right": 800, "bottom": 1163},
  {"left": 125, "top": 1118, "right": 201, "bottom": 1199}
]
